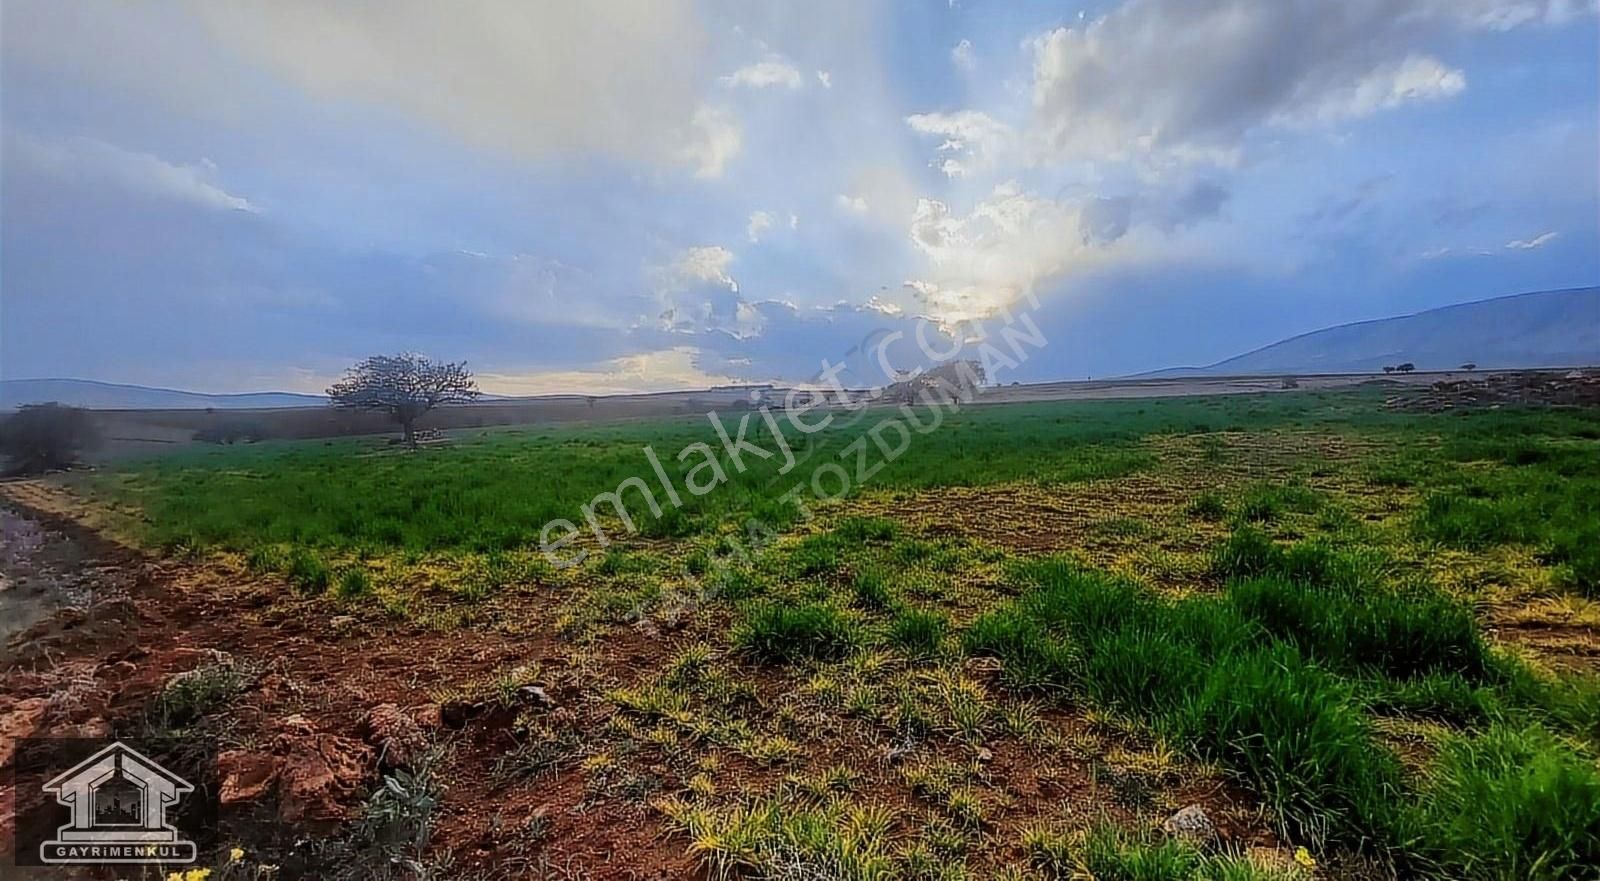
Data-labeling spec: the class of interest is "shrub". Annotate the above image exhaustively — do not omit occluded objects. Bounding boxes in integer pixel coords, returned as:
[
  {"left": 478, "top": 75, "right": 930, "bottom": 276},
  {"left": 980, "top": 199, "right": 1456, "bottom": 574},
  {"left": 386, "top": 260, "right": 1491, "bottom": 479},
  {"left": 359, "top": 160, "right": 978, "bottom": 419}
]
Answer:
[
  {"left": 735, "top": 602, "right": 859, "bottom": 663},
  {"left": 888, "top": 608, "right": 948, "bottom": 657},
  {"left": 153, "top": 661, "right": 248, "bottom": 730},
  {"left": 1401, "top": 724, "right": 1600, "bottom": 880},
  {"left": 0, "top": 403, "right": 99, "bottom": 474}
]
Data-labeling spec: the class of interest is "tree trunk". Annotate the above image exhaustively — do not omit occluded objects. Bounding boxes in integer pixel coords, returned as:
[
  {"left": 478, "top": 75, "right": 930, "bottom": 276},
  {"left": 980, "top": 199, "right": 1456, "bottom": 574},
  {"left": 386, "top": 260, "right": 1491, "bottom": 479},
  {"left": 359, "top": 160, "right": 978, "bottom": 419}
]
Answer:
[{"left": 401, "top": 417, "right": 417, "bottom": 450}]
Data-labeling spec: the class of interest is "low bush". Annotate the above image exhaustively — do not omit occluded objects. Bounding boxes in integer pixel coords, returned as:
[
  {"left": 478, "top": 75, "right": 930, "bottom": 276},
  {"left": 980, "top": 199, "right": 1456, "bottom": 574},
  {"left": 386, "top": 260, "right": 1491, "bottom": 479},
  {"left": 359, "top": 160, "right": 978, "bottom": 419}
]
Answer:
[{"left": 0, "top": 403, "right": 99, "bottom": 475}]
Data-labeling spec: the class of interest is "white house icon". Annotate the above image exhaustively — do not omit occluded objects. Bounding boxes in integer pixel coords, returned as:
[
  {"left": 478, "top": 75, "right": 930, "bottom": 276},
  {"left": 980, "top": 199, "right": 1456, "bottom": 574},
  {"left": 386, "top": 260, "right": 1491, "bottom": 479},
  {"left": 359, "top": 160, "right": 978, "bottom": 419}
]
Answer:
[{"left": 41, "top": 742, "right": 196, "bottom": 864}]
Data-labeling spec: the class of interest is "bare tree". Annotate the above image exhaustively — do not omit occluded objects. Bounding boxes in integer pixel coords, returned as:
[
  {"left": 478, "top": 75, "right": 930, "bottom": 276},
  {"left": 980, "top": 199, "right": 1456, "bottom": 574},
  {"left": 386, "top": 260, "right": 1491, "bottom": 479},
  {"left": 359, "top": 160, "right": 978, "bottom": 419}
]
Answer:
[
  {"left": 1382, "top": 365, "right": 1396, "bottom": 375},
  {"left": 327, "top": 353, "right": 479, "bottom": 448}
]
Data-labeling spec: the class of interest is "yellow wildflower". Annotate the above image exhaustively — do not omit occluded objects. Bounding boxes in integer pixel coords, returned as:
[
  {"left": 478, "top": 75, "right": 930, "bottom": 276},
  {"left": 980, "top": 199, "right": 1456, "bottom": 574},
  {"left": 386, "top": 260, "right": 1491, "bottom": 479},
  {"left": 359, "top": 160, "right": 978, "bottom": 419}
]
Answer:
[
  {"left": 184, "top": 869, "right": 213, "bottom": 881},
  {"left": 229, "top": 847, "right": 245, "bottom": 862},
  {"left": 167, "top": 874, "right": 184, "bottom": 881},
  {"left": 1293, "top": 846, "right": 1317, "bottom": 869}
]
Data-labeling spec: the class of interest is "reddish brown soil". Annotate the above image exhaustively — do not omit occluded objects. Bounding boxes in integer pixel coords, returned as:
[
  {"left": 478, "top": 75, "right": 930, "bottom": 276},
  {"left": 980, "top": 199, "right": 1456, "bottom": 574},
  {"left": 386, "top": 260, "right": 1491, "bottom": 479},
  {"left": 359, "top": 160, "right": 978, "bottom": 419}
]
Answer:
[{"left": 0, "top": 485, "right": 695, "bottom": 880}]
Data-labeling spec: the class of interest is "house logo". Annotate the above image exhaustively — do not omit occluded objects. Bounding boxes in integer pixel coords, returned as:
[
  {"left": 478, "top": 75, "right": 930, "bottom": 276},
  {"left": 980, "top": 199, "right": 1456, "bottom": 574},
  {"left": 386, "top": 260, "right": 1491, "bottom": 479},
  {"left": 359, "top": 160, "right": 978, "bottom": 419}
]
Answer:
[{"left": 39, "top": 741, "right": 197, "bottom": 864}]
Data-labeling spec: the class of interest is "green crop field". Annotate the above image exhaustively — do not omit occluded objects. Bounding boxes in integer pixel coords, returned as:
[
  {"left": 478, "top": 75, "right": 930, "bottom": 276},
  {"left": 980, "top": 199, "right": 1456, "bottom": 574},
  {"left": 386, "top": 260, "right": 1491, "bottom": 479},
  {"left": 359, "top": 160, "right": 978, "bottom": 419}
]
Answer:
[{"left": 71, "top": 389, "right": 1600, "bottom": 879}]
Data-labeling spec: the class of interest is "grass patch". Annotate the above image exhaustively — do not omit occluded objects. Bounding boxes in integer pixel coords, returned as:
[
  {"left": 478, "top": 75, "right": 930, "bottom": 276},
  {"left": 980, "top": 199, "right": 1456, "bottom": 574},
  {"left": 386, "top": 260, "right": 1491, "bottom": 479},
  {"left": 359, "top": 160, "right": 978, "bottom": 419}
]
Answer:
[
  {"left": 1400, "top": 723, "right": 1600, "bottom": 880},
  {"left": 735, "top": 602, "right": 861, "bottom": 664},
  {"left": 284, "top": 547, "right": 330, "bottom": 594},
  {"left": 888, "top": 608, "right": 949, "bottom": 657}
]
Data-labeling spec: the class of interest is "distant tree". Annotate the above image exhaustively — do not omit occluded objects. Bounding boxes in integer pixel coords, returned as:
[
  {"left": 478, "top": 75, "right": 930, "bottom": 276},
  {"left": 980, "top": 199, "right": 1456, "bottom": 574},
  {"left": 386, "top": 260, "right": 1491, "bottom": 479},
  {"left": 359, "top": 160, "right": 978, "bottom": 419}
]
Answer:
[
  {"left": 1382, "top": 366, "right": 1395, "bottom": 375},
  {"left": 0, "top": 403, "right": 99, "bottom": 474},
  {"left": 1397, "top": 362, "right": 1416, "bottom": 374},
  {"left": 1460, "top": 363, "right": 1477, "bottom": 372},
  {"left": 327, "top": 353, "right": 479, "bottom": 448}
]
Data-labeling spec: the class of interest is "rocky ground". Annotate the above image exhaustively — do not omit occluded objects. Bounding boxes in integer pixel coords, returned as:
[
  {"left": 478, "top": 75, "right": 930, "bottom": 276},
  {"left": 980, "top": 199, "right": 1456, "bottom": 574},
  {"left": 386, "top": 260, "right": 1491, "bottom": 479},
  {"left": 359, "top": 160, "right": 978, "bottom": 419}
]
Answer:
[{"left": 1385, "top": 368, "right": 1600, "bottom": 412}]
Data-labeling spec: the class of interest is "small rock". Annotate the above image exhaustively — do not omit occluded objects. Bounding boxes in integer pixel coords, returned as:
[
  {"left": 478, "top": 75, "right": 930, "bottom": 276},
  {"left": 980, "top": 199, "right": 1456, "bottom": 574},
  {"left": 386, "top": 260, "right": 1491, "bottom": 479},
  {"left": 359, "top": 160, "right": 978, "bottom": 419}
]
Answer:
[
  {"left": 216, "top": 719, "right": 373, "bottom": 824},
  {"left": 515, "top": 685, "right": 556, "bottom": 709},
  {"left": 963, "top": 656, "right": 1003, "bottom": 679},
  {"left": 974, "top": 746, "right": 994, "bottom": 763},
  {"left": 440, "top": 699, "right": 483, "bottom": 729},
  {"left": 0, "top": 698, "right": 49, "bottom": 767},
  {"left": 1162, "top": 804, "right": 1216, "bottom": 843},
  {"left": 97, "top": 659, "right": 139, "bottom": 681},
  {"left": 359, "top": 703, "right": 428, "bottom": 771}
]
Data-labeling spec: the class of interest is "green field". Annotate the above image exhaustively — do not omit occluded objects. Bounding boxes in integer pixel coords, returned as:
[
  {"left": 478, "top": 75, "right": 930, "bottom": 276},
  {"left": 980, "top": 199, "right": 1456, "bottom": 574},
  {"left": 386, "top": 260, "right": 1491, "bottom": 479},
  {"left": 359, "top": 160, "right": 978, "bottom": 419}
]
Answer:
[{"left": 80, "top": 390, "right": 1600, "bottom": 879}]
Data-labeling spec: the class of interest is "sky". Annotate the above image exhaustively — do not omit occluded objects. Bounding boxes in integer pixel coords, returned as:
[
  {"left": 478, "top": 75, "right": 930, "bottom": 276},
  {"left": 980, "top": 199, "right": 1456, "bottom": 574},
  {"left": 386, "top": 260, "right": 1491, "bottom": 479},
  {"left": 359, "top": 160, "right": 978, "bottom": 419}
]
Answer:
[{"left": 2, "top": 0, "right": 1597, "bottom": 395}]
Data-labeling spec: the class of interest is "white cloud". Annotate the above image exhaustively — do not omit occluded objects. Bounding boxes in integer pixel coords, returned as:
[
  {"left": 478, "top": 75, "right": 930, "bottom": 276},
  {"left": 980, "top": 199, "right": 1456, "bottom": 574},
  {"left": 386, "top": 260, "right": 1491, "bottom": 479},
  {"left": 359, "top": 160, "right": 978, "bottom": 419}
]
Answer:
[
  {"left": 816, "top": 70, "right": 833, "bottom": 89},
  {"left": 1021, "top": 0, "right": 1583, "bottom": 166},
  {"left": 906, "top": 110, "right": 1014, "bottom": 177},
  {"left": 1506, "top": 231, "right": 1559, "bottom": 249},
  {"left": 677, "top": 104, "right": 743, "bottom": 179},
  {"left": 951, "top": 39, "right": 975, "bottom": 71},
  {"left": 478, "top": 347, "right": 747, "bottom": 395},
  {"left": 789, "top": 213, "right": 800, "bottom": 229},
  {"left": 747, "top": 210, "right": 774, "bottom": 243},
  {"left": 720, "top": 57, "right": 805, "bottom": 89},
  {"left": 12, "top": 134, "right": 256, "bottom": 212},
  {"left": 836, "top": 193, "right": 870, "bottom": 215},
  {"left": 168, "top": 1, "right": 716, "bottom": 174},
  {"left": 660, "top": 245, "right": 738, "bottom": 292},
  {"left": 1282, "top": 56, "right": 1465, "bottom": 126},
  {"left": 905, "top": 183, "right": 1132, "bottom": 323}
]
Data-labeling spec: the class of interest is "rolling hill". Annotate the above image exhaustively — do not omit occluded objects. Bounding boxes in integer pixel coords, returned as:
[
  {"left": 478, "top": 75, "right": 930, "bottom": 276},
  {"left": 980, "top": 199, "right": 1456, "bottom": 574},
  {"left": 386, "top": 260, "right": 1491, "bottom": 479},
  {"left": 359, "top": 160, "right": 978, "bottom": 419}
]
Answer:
[
  {"left": 0, "top": 378, "right": 327, "bottom": 410},
  {"left": 1147, "top": 287, "right": 1599, "bottom": 376}
]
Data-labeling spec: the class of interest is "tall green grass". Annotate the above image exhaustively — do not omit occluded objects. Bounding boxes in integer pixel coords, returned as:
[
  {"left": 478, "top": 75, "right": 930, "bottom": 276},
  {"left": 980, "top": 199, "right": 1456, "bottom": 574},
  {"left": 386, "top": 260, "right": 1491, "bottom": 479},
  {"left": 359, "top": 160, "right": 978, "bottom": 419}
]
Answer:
[
  {"left": 84, "top": 389, "right": 1452, "bottom": 555},
  {"left": 965, "top": 540, "right": 1600, "bottom": 872}
]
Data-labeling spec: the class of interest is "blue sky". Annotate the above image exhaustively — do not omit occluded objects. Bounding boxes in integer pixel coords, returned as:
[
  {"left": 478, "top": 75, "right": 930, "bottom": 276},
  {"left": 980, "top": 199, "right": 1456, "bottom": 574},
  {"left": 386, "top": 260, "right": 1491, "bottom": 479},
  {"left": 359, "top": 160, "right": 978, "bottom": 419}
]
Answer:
[{"left": 2, "top": 0, "right": 1596, "bottom": 394}]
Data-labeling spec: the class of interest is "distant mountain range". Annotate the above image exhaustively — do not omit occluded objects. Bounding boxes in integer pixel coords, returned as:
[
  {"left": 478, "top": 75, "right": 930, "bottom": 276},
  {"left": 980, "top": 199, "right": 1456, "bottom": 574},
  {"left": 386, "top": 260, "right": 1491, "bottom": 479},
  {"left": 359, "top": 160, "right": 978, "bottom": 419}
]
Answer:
[
  {"left": 4, "top": 287, "right": 1596, "bottom": 409},
  {"left": 0, "top": 378, "right": 327, "bottom": 410},
  {"left": 1142, "top": 286, "right": 1599, "bottom": 377}
]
